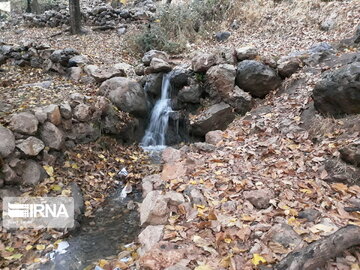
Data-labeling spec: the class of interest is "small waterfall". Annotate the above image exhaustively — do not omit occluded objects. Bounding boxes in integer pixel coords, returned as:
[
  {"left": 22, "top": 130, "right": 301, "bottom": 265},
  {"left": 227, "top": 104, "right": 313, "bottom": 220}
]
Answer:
[{"left": 141, "top": 73, "right": 172, "bottom": 150}]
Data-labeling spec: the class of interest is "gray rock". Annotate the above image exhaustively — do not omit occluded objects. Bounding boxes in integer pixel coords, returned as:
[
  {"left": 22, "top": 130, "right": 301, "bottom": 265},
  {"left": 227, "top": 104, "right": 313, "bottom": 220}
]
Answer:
[
  {"left": 9, "top": 112, "right": 39, "bottom": 135},
  {"left": 191, "top": 53, "right": 218, "bottom": 72},
  {"left": 206, "top": 64, "right": 236, "bottom": 98},
  {"left": 190, "top": 102, "right": 235, "bottom": 136},
  {"left": 277, "top": 57, "right": 302, "bottom": 78},
  {"left": 99, "top": 77, "right": 148, "bottom": 117},
  {"left": 298, "top": 209, "right": 321, "bottom": 222},
  {"left": 73, "top": 104, "right": 92, "bottom": 122},
  {"left": 178, "top": 83, "right": 202, "bottom": 104},
  {"left": 0, "top": 125, "right": 15, "bottom": 158},
  {"left": 355, "top": 24, "right": 360, "bottom": 44},
  {"left": 70, "top": 182, "right": 84, "bottom": 221},
  {"left": 144, "top": 73, "right": 164, "bottom": 97},
  {"left": 148, "top": 57, "right": 172, "bottom": 73},
  {"left": 215, "top": 31, "right": 231, "bottom": 42},
  {"left": 265, "top": 223, "right": 302, "bottom": 248},
  {"left": 16, "top": 136, "right": 45, "bottom": 156},
  {"left": 225, "top": 86, "right": 252, "bottom": 115},
  {"left": 59, "top": 102, "right": 72, "bottom": 119},
  {"left": 84, "top": 64, "right": 126, "bottom": 83},
  {"left": 313, "top": 62, "right": 360, "bottom": 116},
  {"left": 68, "top": 122, "right": 101, "bottom": 144},
  {"left": 236, "top": 46, "right": 258, "bottom": 61},
  {"left": 236, "top": 60, "right": 282, "bottom": 98},
  {"left": 40, "top": 122, "right": 65, "bottom": 150},
  {"left": 113, "top": 62, "right": 135, "bottom": 77},
  {"left": 69, "top": 67, "right": 82, "bottom": 82},
  {"left": 339, "top": 144, "right": 360, "bottom": 167},
  {"left": 193, "top": 142, "right": 216, "bottom": 152},
  {"left": 169, "top": 68, "right": 190, "bottom": 89},
  {"left": 21, "top": 160, "right": 46, "bottom": 185},
  {"left": 142, "top": 50, "right": 169, "bottom": 66},
  {"left": 68, "top": 55, "right": 89, "bottom": 67}
]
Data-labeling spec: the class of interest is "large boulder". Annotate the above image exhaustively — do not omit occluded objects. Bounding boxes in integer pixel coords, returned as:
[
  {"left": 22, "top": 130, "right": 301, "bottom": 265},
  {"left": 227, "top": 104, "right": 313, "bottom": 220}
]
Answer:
[
  {"left": 84, "top": 65, "right": 126, "bottom": 83},
  {"left": 144, "top": 73, "right": 164, "bottom": 98},
  {"left": 313, "top": 62, "right": 360, "bottom": 116},
  {"left": 190, "top": 102, "right": 235, "bottom": 136},
  {"left": 146, "top": 58, "right": 172, "bottom": 73},
  {"left": 168, "top": 68, "right": 190, "bottom": 89},
  {"left": 206, "top": 64, "right": 236, "bottom": 98},
  {"left": 99, "top": 77, "right": 148, "bottom": 117},
  {"left": 9, "top": 112, "right": 39, "bottom": 135},
  {"left": 40, "top": 122, "right": 65, "bottom": 150},
  {"left": 191, "top": 53, "right": 218, "bottom": 73},
  {"left": 0, "top": 125, "right": 15, "bottom": 158},
  {"left": 178, "top": 83, "right": 202, "bottom": 104},
  {"left": 236, "top": 60, "right": 282, "bottom": 98}
]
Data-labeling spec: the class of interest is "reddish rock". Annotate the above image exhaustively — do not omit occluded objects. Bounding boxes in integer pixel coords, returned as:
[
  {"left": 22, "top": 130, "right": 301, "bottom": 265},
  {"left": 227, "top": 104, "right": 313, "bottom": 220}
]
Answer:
[
  {"left": 162, "top": 161, "right": 187, "bottom": 180},
  {"left": 205, "top": 130, "right": 224, "bottom": 145},
  {"left": 162, "top": 147, "right": 182, "bottom": 164},
  {"left": 138, "top": 225, "right": 164, "bottom": 254}
]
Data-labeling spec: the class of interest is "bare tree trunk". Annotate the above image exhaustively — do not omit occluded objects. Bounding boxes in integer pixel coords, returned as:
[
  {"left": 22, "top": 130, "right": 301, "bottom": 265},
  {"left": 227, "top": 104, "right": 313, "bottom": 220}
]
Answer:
[
  {"left": 31, "top": 0, "right": 40, "bottom": 14},
  {"left": 275, "top": 225, "right": 360, "bottom": 270},
  {"left": 69, "top": 0, "right": 82, "bottom": 35},
  {"left": 26, "top": 0, "right": 32, "bottom": 13}
]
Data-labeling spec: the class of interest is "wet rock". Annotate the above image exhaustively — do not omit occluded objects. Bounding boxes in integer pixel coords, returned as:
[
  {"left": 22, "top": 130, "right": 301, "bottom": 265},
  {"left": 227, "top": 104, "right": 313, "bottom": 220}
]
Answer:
[
  {"left": 205, "top": 130, "right": 224, "bottom": 145},
  {"left": 162, "top": 161, "right": 187, "bottom": 181},
  {"left": 236, "top": 46, "right": 258, "bottom": 61},
  {"left": 206, "top": 64, "right": 236, "bottom": 98},
  {"left": 298, "top": 209, "right": 321, "bottom": 222},
  {"left": 16, "top": 136, "right": 45, "bottom": 156},
  {"left": 70, "top": 182, "right": 84, "bottom": 221},
  {"left": 191, "top": 53, "right": 218, "bottom": 72},
  {"left": 142, "top": 50, "right": 169, "bottom": 66},
  {"left": 21, "top": 160, "right": 46, "bottom": 185},
  {"left": 73, "top": 104, "right": 92, "bottom": 122},
  {"left": 169, "top": 68, "right": 190, "bottom": 89},
  {"left": 225, "top": 86, "right": 253, "bottom": 114},
  {"left": 84, "top": 64, "right": 126, "bottom": 83},
  {"left": 139, "top": 225, "right": 165, "bottom": 254},
  {"left": 0, "top": 125, "right": 15, "bottom": 158},
  {"left": 190, "top": 102, "right": 235, "bottom": 136},
  {"left": 340, "top": 144, "right": 360, "bottom": 167},
  {"left": 243, "top": 188, "right": 274, "bottom": 209},
  {"left": 265, "top": 223, "right": 302, "bottom": 248},
  {"left": 44, "top": 104, "right": 62, "bottom": 125},
  {"left": 147, "top": 57, "right": 172, "bottom": 73},
  {"left": 178, "top": 83, "right": 202, "bottom": 104},
  {"left": 313, "top": 62, "right": 360, "bottom": 116},
  {"left": 140, "top": 191, "right": 169, "bottom": 225},
  {"left": 277, "top": 57, "right": 302, "bottom": 78},
  {"left": 99, "top": 77, "right": 148, "bottom": 117},
  {"left": 215, "top": 31, "right": 231, "bottom": 42},
  {"left": 236, "top": 60, "right": 282, "bottom": 98},
  {"left": 9, "top": 112, "right": 39, "bottom": 135},
  {"left": 142, "top": 174, "right": 163, "bottom": 197},
  {"left": 40, "top": 122, "right": 65, "bottom": 150},
  {"left": 144, "top": 73, "right": 163, "bottom": 97},
  {"left": 162, "top": 147, "right": 181, "bottom": 164}
]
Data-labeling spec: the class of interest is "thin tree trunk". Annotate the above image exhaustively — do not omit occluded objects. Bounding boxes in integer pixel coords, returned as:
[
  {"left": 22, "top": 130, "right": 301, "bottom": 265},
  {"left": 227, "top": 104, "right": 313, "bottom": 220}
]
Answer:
[
  {"left": 31, "top": 0, "right": 40, "bottom": 14},
  {"left": 69, "top": 0, "right": 82, "bottom": 35},
  {"left": 26, "top": 0, "right": 32, "bottom": 13}
]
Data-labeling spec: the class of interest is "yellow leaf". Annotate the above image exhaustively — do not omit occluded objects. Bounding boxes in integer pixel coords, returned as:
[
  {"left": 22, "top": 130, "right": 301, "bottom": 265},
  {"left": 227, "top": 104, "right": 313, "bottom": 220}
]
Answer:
[
  {"left": 120, "top": 0, "right": 127, "bottom": 4},
  {"left": 43, "top": 165, "right": 54, "bottom": 177},
  {"left": 61, "top": 189, "right": 71, "bottom": 196},
  {"left": 98, "top": 154, "right": 105, "bottom": 159},
  {"left": 36, "top": 244, "right": 45, "bottom": 250},
  {"left": 224, "top": 238, "right": 232, "bottom": 244},
  {"left": 300, "top": 188, "right": 312, "bottom": 194},
  {"left": 195, "top": 265, "right": 213, "bottom": 270},
  {"left": 98, "top": 259, "right": 109, "bottom": 267},
  {"left": 71, "top": 163, "right": 79, "bottom": 169},
  {"left": 241, "top": 215, "right": 255, "bottom": 221},
  {"left": 51, "top": 185, "right": 62, "bottom": 191},
  {"left": 25, "top": 245, "right": 33, "bottom": 251},
  {"left": 251, "top": 254, "right": 267, "bottom": 266},
  {"left": 108, "top": 172, "right": 116, "bottom": 177}
]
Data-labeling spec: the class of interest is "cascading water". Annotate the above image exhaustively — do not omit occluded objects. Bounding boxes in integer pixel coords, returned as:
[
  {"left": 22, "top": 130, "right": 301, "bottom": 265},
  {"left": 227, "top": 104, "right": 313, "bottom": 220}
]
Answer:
[{"left": 141, "top": 73, "right": 172, "bottom": 150}]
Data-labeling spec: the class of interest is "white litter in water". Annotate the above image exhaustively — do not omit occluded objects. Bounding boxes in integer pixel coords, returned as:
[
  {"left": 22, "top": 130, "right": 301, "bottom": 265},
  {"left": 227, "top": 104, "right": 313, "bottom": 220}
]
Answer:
[
  {"left": 120, "top": 256, "right": 131, "bottom": 263},
  {"left": 120, "top": 182, "right": 132, "bottom": 199},
  {"left": 47, "top": 241, "right": 70, "bottom": 260},
  {"left": 95, "top": 266, "right": 104, "bottom": 270}
]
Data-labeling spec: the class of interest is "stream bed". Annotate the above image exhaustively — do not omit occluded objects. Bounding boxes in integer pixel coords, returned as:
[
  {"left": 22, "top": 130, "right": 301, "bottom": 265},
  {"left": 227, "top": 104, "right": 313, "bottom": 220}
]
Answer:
[{"left": 40, "top": 189, "right": 142, "bottom": 270}]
